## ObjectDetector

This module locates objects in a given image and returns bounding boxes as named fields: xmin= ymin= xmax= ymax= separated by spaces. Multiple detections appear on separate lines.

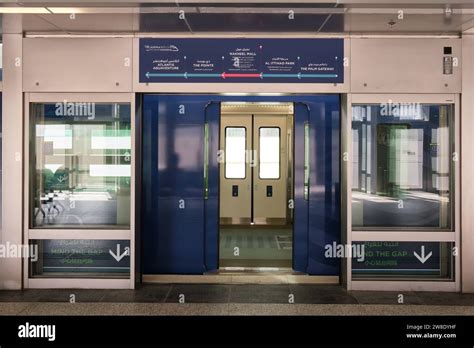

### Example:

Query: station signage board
xmin=139 ymin=38 xmax=344 ymax=84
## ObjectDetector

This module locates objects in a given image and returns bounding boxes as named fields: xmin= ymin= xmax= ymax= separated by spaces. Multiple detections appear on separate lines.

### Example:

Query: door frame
xmin=23 ymin=92 xmax=135 ymax=289
xmin=140 ymin=93 xmax=340 ymax=279
xmin=344 ymin=93 xmax=460 ymax=292
xmin=217 ymin=101 xmax=296 ymax=270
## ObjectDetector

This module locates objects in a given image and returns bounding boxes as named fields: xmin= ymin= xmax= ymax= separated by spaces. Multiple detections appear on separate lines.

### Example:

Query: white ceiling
xmin=0 ymin=1 xmax=473 ymax=35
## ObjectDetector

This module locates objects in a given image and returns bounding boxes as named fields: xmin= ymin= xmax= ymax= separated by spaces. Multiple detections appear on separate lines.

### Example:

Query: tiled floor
xmin=1 ymin=302 xmax=474 ymax=316
xmin=219 ymin=227 xmax=292 ymax=268
xmin=1 ymin=283 xmax=474 ymax=306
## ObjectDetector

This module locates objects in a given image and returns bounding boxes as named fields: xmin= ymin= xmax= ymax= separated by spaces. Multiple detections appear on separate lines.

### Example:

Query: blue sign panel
xmin=139 ymin=38 xmax=344 ymax=83
xmin=352 ymin=241 xmax=443 ymax=276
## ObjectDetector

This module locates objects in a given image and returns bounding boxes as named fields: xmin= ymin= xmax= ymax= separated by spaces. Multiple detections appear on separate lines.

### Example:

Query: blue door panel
xmin=293 ymin=102 xmax=310 ymax=273
xmin=204 ymin=102 xmax=220 ymax=271
xmin=308 ymin=199 xmax=339 ymax=275
xmin=142 ymin=99 xmax=160 ymax=273
xmin=157 ymin=122 xmax=204 ymax=198
xmin=143 ymin=95 xmax=208 ymax=274
xmin=155 ymin=95 xmax=206 ymax=198
xmin=156 ymin=96 xmax=207 ymax=125
xmin=307 ymin=96 xmax=341 ymax=275
xmin=145 ymin=197 xmax=204 ymax=274
xmin=204 ymin=198 xmax=219 ymax=271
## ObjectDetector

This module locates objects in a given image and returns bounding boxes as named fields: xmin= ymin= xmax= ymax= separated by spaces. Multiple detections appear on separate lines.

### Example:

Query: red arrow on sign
xmin=221 ymin=72 xmax=262 ymax=79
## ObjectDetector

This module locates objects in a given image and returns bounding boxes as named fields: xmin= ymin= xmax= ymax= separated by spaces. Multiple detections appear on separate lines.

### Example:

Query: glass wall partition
xmin=348 ymin=96 xmax=459 ymax=286
xmin=351 ymin=103 xmax=453 ymax=230
xmin=26 ymin=94 xmax=134 ymax=286
xmin=29 ymin=102 xmax=131 ymax=228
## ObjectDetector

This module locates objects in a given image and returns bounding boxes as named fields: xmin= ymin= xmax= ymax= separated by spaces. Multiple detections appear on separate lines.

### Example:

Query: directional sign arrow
xmin=187 ymin=73 xmax=221 ymax=78
xmin=221 ymin=72 xmax=261 ymax=79
xmin=413 ymin=245 xmax=433 ymax=264
xmin=145 ymin=72 xmax=338 ymax=80
xmin=109 ymin=244 xmax=128 ymax=262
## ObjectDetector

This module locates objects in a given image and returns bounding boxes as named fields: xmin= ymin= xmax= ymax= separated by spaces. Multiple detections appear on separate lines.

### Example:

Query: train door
xmin=219 ymin=102 xmax=293 ymax=269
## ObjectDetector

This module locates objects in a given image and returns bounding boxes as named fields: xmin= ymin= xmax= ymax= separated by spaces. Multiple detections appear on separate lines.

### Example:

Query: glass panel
xmin=259 ymin=127 xmax=280 ymax=179
xmin=30 ymin=239 xmax=130 ymax=278
xmin=351 ymin=104 xmax=452 ymax=229
xmin=30 ymin=102 xmax=131 ymax=228
xmin=225 ymin=127 xmax=246 ymax=179
xmin=352 ymin=241 xmax=454 ymax=280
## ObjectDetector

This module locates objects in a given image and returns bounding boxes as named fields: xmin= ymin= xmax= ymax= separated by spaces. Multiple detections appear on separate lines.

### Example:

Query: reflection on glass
xmin=259 ymin=127 xmax=280 ymax=179
xmin=30 ymin=103 xmax=131 ymax=228
xmin=352 ymin=241 xmax=454 ymax=280
xmin=225 ymin=127 xmax=246 ymax=179
xmin=352 ymin=104 xmax=452 ymax=229
xmin=30 ymin=239 xmax=130 ymax=278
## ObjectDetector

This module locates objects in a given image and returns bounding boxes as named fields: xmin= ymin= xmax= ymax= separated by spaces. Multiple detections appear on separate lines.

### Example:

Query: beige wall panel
xmin=30 ymin=14 xmax=136 ymax=33
xmin=1 ymin=16 xmax=23 ymax=289
xmin=461 ymin=31 xmax=474 ymax=293
xmin=20 ymin=14 xmax=66 ymax=33
xmin=23 ymin=38 xmax=133 ymax=92
xmin=351 ymin=38 xmax=462 ymax=93
xmin=345 ymin=14 xmax=470 ymax=33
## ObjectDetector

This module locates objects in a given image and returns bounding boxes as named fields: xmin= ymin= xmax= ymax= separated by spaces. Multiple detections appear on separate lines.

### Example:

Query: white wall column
xmin=461 ymin=27 xmax=474 ymax=293
xmin=0 ymin=15 xmax=23 ymax=289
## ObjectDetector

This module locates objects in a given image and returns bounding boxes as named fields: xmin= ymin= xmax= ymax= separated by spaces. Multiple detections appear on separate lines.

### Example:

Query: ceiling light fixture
xmin=0 ymin=7 xmax=49 ymax=14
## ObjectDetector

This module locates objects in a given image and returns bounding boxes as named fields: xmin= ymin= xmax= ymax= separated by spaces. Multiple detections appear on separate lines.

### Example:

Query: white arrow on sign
xmin=414 ymin=245 xmax=432 ymax=264
xmin=109 ymin=244 xmax=128 ymax=262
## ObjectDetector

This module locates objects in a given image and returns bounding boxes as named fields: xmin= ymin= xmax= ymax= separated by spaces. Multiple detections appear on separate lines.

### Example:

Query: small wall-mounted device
xmin=266 ymin=185 xmax=273 ymax=197
xmin=443 ymin=46 xmax=453 ymax=75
